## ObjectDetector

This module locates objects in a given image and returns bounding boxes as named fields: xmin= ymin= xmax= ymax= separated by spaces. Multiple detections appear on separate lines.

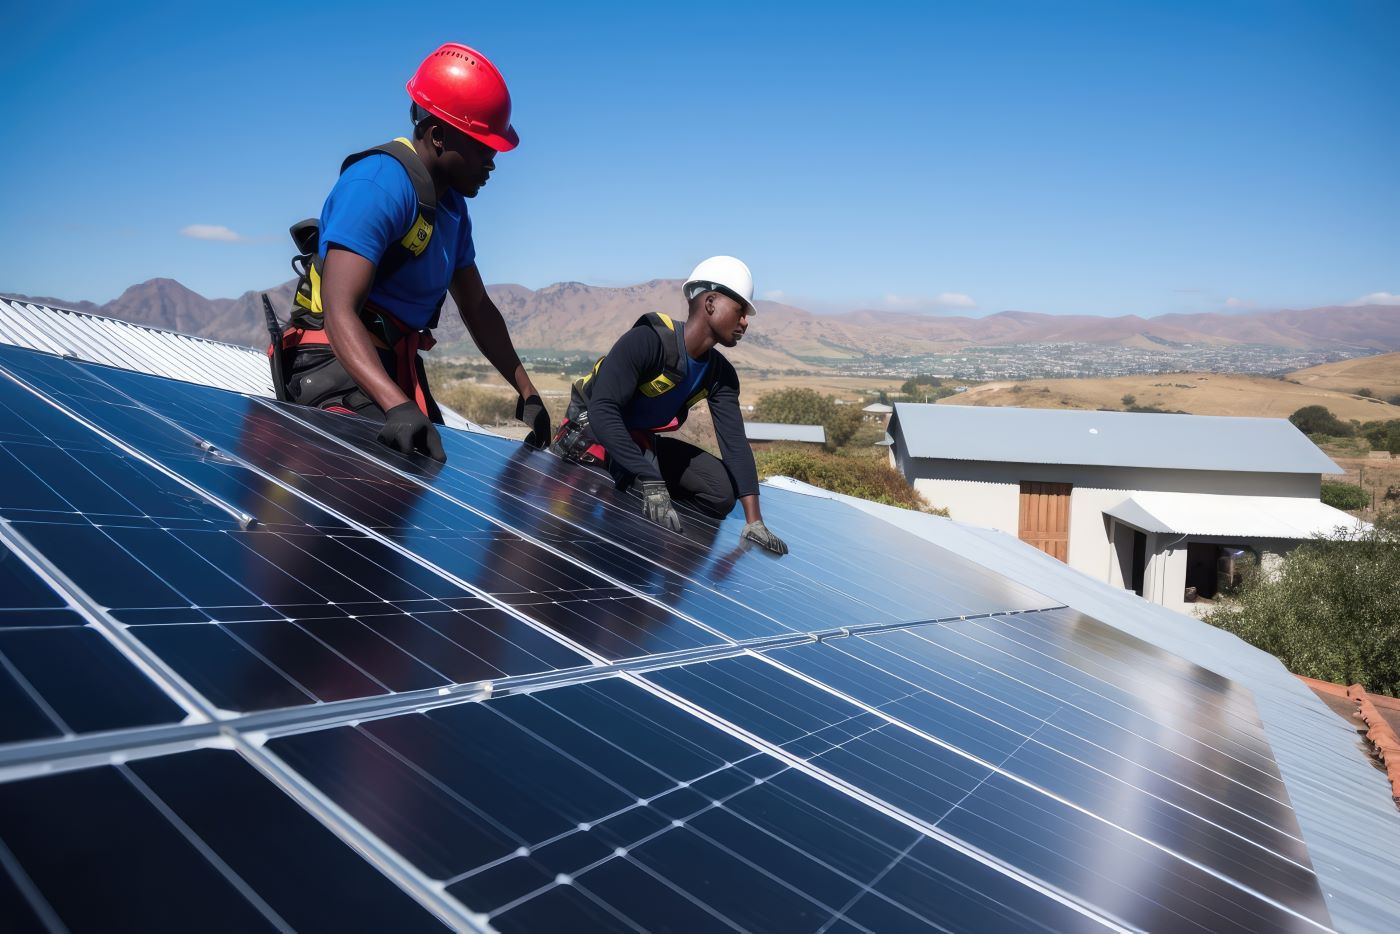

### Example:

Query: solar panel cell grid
xmin=0 ymin=344 xmax=1343 ymax=932
xmin=0 ymin=750 xmax=448 ymax=932
xmin=268 ymin=676 xmax=1105 ymax=933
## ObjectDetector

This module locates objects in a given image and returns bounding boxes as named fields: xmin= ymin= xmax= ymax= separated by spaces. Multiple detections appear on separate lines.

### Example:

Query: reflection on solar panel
xmin=0 ymin=343 xmax=1338 ymax=932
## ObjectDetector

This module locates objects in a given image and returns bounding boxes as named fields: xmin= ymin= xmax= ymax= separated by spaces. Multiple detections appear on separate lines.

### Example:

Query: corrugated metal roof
xmin=0 ymin=297 xmax=274 ymax=396
xmin=891 ymin=402 xmax=1343 ymax=474
xmin=743 ymin=421 xmax=826 ymax=443
xmin=0 ymin=296 xmax=478 ymax=430
xmin=1106 ymin=491 xmax=1371 ymax=538
xmin=764 ymin=475 xmax=1400 ymax=934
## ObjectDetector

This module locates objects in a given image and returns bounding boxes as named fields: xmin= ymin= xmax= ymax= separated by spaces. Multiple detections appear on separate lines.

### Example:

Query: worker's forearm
xmin=463 ymin=298 xmax=537 ymax=398
xmin=324 ymin=303 xmax=406 ymax=412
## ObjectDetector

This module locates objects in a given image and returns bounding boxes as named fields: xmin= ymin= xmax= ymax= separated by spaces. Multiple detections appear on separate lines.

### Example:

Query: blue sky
xmin=1 ymin=0 xmax=1395 ymax=316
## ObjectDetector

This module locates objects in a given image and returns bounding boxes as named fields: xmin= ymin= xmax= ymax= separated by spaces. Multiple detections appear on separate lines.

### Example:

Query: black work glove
xmin=377 ymin=402 xmax=446 ymax=462
xmin=516 ymin=394 xmax=551 ymax=449
xmin=742 ymin=520 xmax=788 ymax=555
xmin=639 ymin=480 xmax=683 ymax=533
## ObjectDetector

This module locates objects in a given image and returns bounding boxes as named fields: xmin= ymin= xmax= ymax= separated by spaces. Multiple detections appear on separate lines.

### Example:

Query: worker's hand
xmin=516 ymin=394 xmax=551 ymax=449
xmin=639 ymin=480 xmax=683 ymax=533
xmin=741 ymin=520 xmax=788 ymax=555
xmin=377 ymin=402 xmax=447 ymax=462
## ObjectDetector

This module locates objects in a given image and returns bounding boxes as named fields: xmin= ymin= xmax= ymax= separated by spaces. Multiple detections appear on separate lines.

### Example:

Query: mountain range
xmin=8 ymin=278 xmax=1400 ymax=371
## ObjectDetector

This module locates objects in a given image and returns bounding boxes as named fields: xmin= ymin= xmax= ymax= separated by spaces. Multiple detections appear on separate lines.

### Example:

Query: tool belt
xmin=550 ymin=403 xmax=680 ymax=466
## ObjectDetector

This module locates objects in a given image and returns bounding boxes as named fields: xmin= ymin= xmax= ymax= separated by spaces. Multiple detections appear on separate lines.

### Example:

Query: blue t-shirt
xmin=620 ymin=350 xmax=710 ymax=430
xmin=317 ymin=152 xmax=476 ymax=330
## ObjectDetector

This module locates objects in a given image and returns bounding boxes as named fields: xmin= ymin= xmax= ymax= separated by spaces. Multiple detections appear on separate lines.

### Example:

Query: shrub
xmin=1388 ymin=394 xmax=1400 ymax=407
xmin=1121 ymin=394 xmax=1136 ymax=406
xmin=1321 ymin=480 xmax=1369 ymax=511
xmin=1208 ymin=526 xmax=1400 ymax=696
xmin=754 ymin=444 xmax=947 ymax=514
xmin=1289 ymin=405 xmax=1354 ymax=437
xmin=1357 ymin=388 xmax=1374 ymax=398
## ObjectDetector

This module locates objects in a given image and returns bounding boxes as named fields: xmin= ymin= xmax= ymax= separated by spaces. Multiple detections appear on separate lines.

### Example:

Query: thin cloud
xmin=760 ymin=289 xmax=789 ymax=301
xmin=1347 ymin=291 xmax=1400 ymax=306
xmin=1224 ymin=297 xmax=1254 ymax=308
xmin=180 ymin=224 xmax=247 ymax=242
xmin=882 ymin=292 xmax=977 ymax=312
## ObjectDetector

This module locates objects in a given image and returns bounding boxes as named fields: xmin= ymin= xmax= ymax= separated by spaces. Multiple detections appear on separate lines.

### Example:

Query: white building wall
xmin=898 ymin=456 xmax=1322 ymax=610
xmin=911 ymin=479 xmax=1019 ymax=530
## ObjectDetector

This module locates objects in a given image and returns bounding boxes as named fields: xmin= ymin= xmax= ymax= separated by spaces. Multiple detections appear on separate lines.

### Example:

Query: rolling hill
xmin=7 ymin=278 xmax=1400 ymax=371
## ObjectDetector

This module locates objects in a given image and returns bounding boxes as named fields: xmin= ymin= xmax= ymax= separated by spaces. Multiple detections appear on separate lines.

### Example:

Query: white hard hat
xmin=683 ymin=255 xmax=756 ymax=315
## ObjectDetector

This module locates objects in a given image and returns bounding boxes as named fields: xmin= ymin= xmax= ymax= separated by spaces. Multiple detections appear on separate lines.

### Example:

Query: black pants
xmin=619 ymin=436 xmax=739 ymax=519
xmin=286 ymin=345 xmax=442 ymax=424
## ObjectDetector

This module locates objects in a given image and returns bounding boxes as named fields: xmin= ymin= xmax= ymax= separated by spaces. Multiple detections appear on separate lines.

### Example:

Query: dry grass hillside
xmin=1288 ymin=352 xmax=1400 ymax=399
xmin=941 ymin=368 xmax=1400 ymax=421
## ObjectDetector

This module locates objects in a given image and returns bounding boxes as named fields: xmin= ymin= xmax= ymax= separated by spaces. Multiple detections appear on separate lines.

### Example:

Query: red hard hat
xmin=406 ymin=43 xmax=519 ymax=152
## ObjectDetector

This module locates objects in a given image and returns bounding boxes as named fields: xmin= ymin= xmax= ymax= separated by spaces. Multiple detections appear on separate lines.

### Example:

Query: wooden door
xmin=1018 ymin=481 xmax=1072 ymax=561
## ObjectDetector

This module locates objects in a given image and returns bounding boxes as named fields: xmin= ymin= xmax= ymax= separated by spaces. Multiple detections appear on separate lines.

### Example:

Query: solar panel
xmin=0 ymin=344 xmax=1338 ymax=931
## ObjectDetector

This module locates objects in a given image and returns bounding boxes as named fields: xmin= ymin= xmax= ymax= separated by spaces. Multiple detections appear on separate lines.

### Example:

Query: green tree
xmin=899 ymin=376 xmax=942 ymax=395
xmin=1208 ymin=526 xmax=1400 ymax=696
xmin=1359 ymin=419 xmax=1400 ymax=455
xmin=753 ymin=388 xmax=835 ymax=426
xmin=753 ymin=388 xmax=868 ymax=451
xmin=1289 ymin=405 xmax=1355 ymax=437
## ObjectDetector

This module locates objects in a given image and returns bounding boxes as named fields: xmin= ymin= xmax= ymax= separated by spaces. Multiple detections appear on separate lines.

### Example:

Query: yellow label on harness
xmin=400 ymin=215 xmax=433 ymax=257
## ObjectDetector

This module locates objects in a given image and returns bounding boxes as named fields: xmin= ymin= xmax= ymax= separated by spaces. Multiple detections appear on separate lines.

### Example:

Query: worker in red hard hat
xmin=270 ymin=43 xmax=549 ymax=462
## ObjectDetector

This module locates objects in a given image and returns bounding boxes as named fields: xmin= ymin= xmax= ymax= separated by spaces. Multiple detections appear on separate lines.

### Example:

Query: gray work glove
xmin=742 ymin=520 xmax=788 ymax=555
xmin=639 ymin=480 xmax=683 ymax=533
xmin=378 ymin=402 xmax=446 ymax=462
xmin=516 ymin=393 xmax=551 ymax=449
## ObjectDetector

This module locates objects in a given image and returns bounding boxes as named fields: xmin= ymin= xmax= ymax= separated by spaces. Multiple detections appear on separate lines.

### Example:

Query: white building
xmin=886 ymin=403 xmax=1365 ymax=615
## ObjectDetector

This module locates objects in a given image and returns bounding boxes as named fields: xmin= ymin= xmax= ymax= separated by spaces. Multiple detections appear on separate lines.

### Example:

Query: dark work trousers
xmin=610 ymin=435 xmax=740 ymax=519
xmin=286 ymin=345 xmax=443 ymax=424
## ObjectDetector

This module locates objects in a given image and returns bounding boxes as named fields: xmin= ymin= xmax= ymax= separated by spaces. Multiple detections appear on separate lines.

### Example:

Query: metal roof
xmin=891 ymin=402 xmax=1344 ymax=474
xmin=743 ymin=421 xmax=826 ymax=443
xmin=861 ymin=402 xmax=893 ymax=413
xmin=0 ymin=296 xmax=477 ymax=430
xmin=764 ymin=475 xmax=1400 ymax=934
xmin=1106 ymin=491 xmax=1371 ymax=538
xmin=0 ymin=296 xmax=275 ymax=397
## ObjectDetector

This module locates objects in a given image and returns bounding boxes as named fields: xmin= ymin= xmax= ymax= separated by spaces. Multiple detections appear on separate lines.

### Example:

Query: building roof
xmin=743 ymin=421 xmax=826 ymax=443
xmin=862 ymin=402 xmax=893 ymax=413
xmin=765 ymin=475 xmax=1400 ymax=933
xmin=1105 ymin=491 xmax=1371 ymax=538
xmin=891 ymin=402 xmax=1343 ymax=474
xmin=0 ymin=296 xmax=274 ymax=396
xmin=0 ymin=296 xmax=476 ymax=430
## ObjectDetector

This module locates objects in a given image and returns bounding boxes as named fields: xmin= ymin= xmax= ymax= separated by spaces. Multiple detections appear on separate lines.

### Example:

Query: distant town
xmin=794 ymin=342 xmax=1366 ymax=381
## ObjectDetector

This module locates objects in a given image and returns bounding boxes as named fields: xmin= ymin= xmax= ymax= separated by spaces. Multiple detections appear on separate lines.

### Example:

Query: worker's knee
xmin=688 ymin=483 xmax=736 ymax=518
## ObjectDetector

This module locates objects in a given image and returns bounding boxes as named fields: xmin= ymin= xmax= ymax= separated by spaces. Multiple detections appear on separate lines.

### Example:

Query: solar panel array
xmin=0 ymin=343 xmax=1335 ymax=932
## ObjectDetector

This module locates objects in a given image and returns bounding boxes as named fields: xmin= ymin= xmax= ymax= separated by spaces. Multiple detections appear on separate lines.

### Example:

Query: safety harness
xmin=552 ymin=312 xmax=713 ymax=463
xmin=264 ymin=138 xmax=443 ymax=418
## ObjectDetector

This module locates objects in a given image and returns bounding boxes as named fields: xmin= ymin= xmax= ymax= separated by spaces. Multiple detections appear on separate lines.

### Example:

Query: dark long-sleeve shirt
xmin=585 ymin=325 xmax=760 ymax=498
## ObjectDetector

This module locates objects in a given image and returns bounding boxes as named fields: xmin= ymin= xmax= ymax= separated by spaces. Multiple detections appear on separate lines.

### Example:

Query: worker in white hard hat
xmin=550 ymin=256 xmax=788 ymax=554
